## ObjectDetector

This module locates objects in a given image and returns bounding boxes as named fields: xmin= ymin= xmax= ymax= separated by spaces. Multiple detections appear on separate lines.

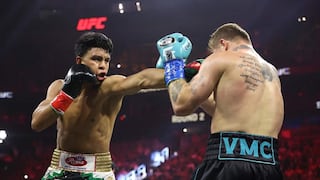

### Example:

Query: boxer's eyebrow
xmin=91 ymin=55 xmax=103 ymax=60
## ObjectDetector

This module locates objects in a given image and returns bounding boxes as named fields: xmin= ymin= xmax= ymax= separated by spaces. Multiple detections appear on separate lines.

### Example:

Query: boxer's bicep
xmin=189 ymin=58 xmax=223 ymax=105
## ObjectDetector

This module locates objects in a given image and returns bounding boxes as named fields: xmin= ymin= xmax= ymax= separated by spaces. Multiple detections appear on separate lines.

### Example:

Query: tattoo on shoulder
xmin=261 ymin=63 xmax=273 ymax=81
xmin=238 ymin=55 xmax=274 ymax=91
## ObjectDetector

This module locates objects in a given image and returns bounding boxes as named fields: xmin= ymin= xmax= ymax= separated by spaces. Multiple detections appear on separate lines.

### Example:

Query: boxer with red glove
xmin=50 ymin=64 xmax=97 ymax=115
xmin=184 ymin=59 xmax=204 ymax=82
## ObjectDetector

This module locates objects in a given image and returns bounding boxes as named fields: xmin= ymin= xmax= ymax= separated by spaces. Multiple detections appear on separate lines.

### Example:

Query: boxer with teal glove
xmin=156 ymin=33 xmax=192 ymax=85
xmin=156 ymin=33 xmax=192 ymax=69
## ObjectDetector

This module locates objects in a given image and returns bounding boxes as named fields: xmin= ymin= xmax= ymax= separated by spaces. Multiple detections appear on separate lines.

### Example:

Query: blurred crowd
xmin=1 ymin=113 xmax=319 ymax=179
xmin=1 ymin=21 xmax=320 ymax=180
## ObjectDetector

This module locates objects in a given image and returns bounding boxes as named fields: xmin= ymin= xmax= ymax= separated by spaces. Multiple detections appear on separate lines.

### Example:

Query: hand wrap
xmin=164 ymin=59 xmax=185 ymax=86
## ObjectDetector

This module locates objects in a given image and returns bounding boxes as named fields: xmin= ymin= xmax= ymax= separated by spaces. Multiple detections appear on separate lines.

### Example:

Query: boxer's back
xmin=211 ymin=50 xmax=284 ymax=138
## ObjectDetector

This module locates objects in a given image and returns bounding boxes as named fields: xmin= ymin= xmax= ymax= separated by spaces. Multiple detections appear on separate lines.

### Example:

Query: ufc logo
xmin=278 ymin=67 xmax=290 ymax=76
xmin=76 ymin=17 xmax=107 ymax=31
xmin=0 ymin=91 xmax=13 ymax=99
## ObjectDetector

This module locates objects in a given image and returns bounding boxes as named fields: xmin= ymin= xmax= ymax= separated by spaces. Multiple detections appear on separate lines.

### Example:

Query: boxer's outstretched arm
xmin=109 ymin=68 xmax=166 ymax=95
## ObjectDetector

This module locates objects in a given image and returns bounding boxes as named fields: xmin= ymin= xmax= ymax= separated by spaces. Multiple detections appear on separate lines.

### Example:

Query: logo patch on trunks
xmin=65 ymin=156 xmax=87 ymax=166
xmin=59 ymin=152 xmax=96 ymax=171
xmin=218 ymin=132 xmax=276 ymax=165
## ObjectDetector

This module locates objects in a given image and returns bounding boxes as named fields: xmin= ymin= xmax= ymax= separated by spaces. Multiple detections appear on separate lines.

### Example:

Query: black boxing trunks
xmin=192 ymin=132 xmax=283 ymax=180
xmin=42 ymin=149 xmax=115 ymax=180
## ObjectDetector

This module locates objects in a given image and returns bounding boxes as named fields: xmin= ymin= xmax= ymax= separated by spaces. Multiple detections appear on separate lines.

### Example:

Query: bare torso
xmin=55 ymin=77 xmax=123 ymax=153
xmin=210 ymin=49 xmax=284 ymax=138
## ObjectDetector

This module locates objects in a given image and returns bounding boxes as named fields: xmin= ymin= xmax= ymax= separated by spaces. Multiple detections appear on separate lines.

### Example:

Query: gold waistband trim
xmin=50 ymin=149 xmax=112 ymax=172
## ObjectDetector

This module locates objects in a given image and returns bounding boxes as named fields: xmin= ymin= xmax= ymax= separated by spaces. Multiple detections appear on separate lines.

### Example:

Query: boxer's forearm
xmin=140 ymin=68 xmax=166 ymax=89
xmin=168 ymin=79 xmax=199 ymax=116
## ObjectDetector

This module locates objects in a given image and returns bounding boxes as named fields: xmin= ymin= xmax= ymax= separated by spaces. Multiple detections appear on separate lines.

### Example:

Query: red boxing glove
xmin=184 ymin=59 xmax=204 ymax=82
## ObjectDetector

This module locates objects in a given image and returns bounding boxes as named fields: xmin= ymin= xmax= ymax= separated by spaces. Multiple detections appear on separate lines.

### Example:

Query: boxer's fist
xmin=62 ymin=64 xmax=97 ymax=98
xmin=157 ymin=33 xmax=192 ymax=85
xmin=156 ymin=33 xmax=192 ymax=66
xmin=184 ymin=59 xmax=204 ymax=82
xmin=50 ymin=64 xmax=97 ymax=115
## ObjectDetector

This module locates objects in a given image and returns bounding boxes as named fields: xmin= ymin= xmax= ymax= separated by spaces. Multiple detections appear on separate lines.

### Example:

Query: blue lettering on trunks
xmin=219 ymin=132 xmax=275 ymax=165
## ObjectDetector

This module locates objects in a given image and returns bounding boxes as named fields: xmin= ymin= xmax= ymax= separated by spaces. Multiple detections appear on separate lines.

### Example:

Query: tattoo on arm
xmin=169 ymin=80 xmax=184 ymax=102
xmin=190 ymin=75 xmax=204 ymax=95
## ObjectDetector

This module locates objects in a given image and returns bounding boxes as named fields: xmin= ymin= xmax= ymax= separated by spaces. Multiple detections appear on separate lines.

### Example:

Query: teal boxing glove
xmin=156 ymin=56 xmax=166 ymax=69
xmin=156 ymin=32 xmax=192 ymax=68
xmin=156 ymin=33 xmax=192 ymax=85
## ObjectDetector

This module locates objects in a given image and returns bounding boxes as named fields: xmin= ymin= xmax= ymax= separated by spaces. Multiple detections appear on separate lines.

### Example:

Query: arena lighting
xmin=182 ymin=128 xmax=188 ymax=133
xmin=298 ymin=16 xmax=307 ymax=22
xmin=136 ymin=1 xmax=142 ymax=11
xmin=316 ymin=101 xmax=320 ymax=109
xmin=118 ymin=3 xmax=124 ymax=14
xmin=0 ymin=130 xmax=7 ymax=144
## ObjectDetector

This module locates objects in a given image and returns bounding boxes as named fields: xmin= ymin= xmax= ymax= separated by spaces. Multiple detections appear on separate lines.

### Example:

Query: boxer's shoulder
xmin=50 ymin=79 xmax=64 ymax=86
xmin=46 ymin=79 xmax=64 ymax=95
xmin=99 ymin=75 xmax=127 ymax=93
xmin=102 ymin=75 xmax=126 ymax=84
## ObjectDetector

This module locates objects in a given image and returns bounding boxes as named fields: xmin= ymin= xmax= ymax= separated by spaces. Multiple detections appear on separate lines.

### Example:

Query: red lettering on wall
xmin=76 ymin=17 xmax=107 ymax=31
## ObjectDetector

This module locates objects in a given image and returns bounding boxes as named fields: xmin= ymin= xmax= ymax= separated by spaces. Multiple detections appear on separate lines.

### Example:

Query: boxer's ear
xmin=220 ymin=39 xmax=229 ymax=51
xmin=76 ymin=56 xmax=82 ymax=64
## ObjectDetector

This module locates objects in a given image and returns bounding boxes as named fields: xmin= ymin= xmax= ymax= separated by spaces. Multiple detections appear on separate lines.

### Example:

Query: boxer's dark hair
xmin=74 ymin=32 xmax=113 ymax=57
